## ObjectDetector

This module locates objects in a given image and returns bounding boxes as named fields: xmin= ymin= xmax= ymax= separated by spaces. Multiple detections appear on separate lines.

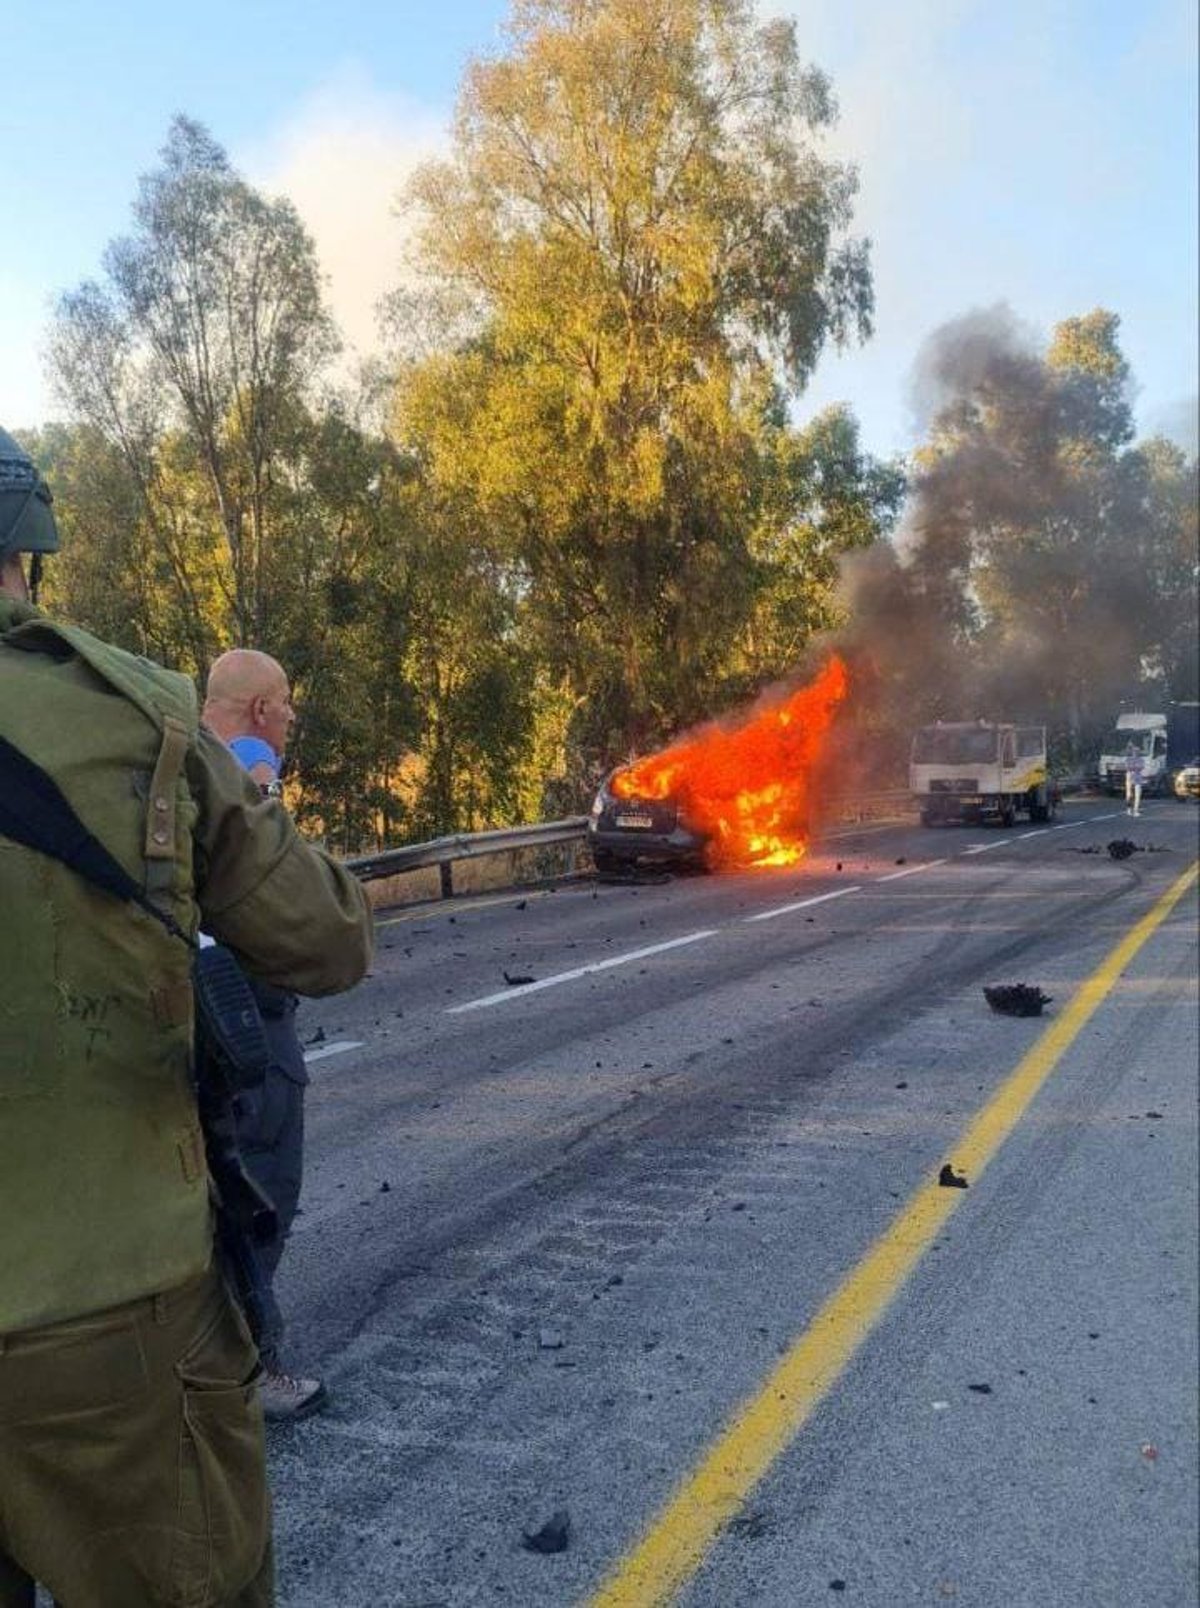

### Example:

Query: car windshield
xmin=912 ymin=727 xmax=998 ymax=764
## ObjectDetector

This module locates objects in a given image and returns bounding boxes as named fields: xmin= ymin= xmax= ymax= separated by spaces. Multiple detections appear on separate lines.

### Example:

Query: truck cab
xmin=911 ymin=721 xmax=1055 ymax=827
xmin=1097 ymin=713 xmax=1168 ymax=796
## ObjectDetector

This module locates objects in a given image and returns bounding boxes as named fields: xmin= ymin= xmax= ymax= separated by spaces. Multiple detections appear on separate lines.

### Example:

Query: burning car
xmin=587 ymin=655 xmax=850 ymax=874
xmin=587 ymin=769 xmax=710 ymax=872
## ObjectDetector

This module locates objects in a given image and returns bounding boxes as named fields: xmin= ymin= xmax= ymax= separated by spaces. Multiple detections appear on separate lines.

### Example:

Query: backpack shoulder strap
xmin=5 ymin=617 xmax=201 ymax=911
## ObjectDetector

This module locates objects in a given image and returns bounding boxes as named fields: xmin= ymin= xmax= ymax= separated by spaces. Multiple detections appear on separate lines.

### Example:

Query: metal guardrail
xmin=345 ymin=817 xmax=589 ymax=896
xmin=343 ymin=792 xmax=920 ymax=899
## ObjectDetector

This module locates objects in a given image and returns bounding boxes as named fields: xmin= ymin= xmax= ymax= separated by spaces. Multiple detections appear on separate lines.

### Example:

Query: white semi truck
xmin=1097 ymin=711 xmax=1169 ymax=796
xmin=911 ymin=721 xmax=1056 ymax=827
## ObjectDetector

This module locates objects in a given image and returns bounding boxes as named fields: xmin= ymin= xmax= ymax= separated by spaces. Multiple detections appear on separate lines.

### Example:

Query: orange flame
xmin=611 ymin=656 xmax=849 ymax=869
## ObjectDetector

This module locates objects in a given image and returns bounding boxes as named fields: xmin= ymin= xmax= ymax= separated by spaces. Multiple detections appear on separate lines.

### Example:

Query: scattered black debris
xmin=504 ymin=970 xmax=536 ymax=986
xmin=304 ymin=1026 xmax=326 ymax=1046
xmin=967 ymin=1382 xmax=993 ymax=1395
xmin=895 ymin=856 xmax=907 ymax=866
xmin=830 ymin=1582 xmax=847 ymax=1593
xmin=984 ymin=983 xmax=1052 ymax=1017
xmin=379 ymin=1181 xmax=391 ymax=1194
xmin=938 ymin=1163 xmax=969 ymax=1189
xmin=515 ymin=900 xmax=527 ymax=910
xmin=1145 ymin=1110 xmax=1164 ymax=1119
xmin=1106 ymin=838 xmax=1137 ymax=860
xmin=521 ymin=1511 xmax=570 ymax=1555
xmin=836 ymin=861 xmax=843 ymax=871
xmin=731 ymin=1201 xmax=747 ymax=1212
xmin=728 ymin=1508 xmax=771 ymax=1540
xmin=605 ymin=1274 xmax=623 ymax=1288
xmin=895 ymin=1081 xmax=909 ymax=1090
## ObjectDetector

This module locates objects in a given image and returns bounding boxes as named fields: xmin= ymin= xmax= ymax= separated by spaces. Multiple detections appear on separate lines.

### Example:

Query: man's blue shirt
xmin=228 ymin=735 xmax=280 ymax=777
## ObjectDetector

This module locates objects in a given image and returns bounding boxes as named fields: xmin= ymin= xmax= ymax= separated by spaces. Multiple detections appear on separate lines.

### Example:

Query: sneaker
xmin=259 ymin=1369 xmax=328 ymax=1422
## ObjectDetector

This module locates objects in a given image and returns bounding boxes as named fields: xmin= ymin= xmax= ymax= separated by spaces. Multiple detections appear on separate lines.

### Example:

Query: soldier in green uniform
xmin=0 ymin=428 xmax=374 ymax=1607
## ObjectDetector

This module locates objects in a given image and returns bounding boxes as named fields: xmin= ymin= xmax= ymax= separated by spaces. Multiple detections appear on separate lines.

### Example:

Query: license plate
xmin=615 ymin=813 xmax=654 ymax=829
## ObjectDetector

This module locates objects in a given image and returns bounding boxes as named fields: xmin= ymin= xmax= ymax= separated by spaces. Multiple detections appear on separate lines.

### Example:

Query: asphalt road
xmin=269 ymin=797 xmax=1199 ymax=1607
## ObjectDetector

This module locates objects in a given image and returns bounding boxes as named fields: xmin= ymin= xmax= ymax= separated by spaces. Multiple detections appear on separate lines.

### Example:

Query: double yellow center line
xmin=590 ymin=860 xmax=1198 ymax=1607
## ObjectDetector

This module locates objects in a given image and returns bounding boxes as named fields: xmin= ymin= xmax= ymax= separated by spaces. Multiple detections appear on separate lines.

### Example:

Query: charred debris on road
xmin=984 ymin=983 xmax=1053 ymax=1017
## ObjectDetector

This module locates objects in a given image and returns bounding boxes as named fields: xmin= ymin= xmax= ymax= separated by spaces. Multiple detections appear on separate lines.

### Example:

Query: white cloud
xmin=242 ymin=64 xmax=449 ymax=362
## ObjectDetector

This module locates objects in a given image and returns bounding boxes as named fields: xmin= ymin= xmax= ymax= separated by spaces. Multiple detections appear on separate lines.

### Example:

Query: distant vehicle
xmin=1097 ymin=711 xmax=1169 ymax=796
xmin=1174 ymin=758 xmax=1200 ymax=801
xmin=587 ymin=769 xmax=708 ymax=871
xmin=1167 ymin=702 xmax=1200 ymax=794
xmin=910 ymin=721 xmax=1057 ymax=827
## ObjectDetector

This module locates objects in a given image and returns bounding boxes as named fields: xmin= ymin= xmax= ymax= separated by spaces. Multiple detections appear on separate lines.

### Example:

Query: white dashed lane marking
xmin=447 ymin=930 xmax=719 ymax=1014
xmin=875 ymin=859 xmax=948 ymax=883
xmin=743 ymin=886 xmax=862 ymax=924
xmin=439 ymin=809 xmax=1112 ymax=1014
xmin=303 ymin=1040 xmax=364 ymax=1064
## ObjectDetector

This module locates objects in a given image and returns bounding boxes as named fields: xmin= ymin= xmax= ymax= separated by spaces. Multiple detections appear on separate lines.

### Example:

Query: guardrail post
xmin=439 ymin=861 xmax=454 ymax=899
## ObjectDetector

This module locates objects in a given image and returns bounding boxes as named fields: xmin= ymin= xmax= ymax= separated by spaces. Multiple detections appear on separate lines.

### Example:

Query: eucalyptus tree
xmin=50 ymin=115 xmax=337 ymax=651
xmin=396 ymin=0 xmax=879 ymax=760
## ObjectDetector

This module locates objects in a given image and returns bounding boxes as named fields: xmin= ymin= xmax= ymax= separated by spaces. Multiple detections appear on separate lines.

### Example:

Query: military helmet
xmin=0 ymin=427 xmax=60 ymax=561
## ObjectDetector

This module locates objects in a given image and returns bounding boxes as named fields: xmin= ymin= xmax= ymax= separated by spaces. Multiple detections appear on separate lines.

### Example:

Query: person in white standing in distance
xmin=1124 ymin=741 xmax=1145 ymax=817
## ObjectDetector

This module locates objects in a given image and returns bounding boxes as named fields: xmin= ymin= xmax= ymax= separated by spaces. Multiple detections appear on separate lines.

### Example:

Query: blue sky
xmin=5 ymin=0 xmax=1197 ymax=459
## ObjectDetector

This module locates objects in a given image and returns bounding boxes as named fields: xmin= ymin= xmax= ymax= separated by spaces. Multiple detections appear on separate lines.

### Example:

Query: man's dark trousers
xmin=237 ymin=982 xmax=308 ymax=1369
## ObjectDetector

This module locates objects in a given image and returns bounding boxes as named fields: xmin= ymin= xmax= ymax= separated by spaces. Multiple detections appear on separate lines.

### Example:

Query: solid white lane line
xmin=875 ymin=859 xmax=947 ymax=883
xmin=304 ymin=1040 xmax=364 ymax=1064
xmin=743 ymin=886 xmax=862 ymax=924
xmin=963 ymin=840 xmax=1012 ymax=854
xmin=447 ymin=929 xmax=719 ymax=1014
xmin=1018 ymin=829 xmax=1050 ymax=839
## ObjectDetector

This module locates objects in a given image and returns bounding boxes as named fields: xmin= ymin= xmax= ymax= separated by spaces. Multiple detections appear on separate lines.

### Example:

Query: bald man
xmin=204 ymin=649 xmax=296 ymax=789
xmin=203 ymin=650 xmax=324 ymax=1421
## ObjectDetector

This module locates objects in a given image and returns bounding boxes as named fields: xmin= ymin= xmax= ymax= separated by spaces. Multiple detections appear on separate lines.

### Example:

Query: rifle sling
xmin=0 ymin=732 xmax=192 ymax=947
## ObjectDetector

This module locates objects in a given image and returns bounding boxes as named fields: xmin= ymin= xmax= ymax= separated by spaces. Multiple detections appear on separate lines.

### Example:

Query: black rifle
xmin=0 ymin=732 xmax=282 ymax=1347
xmin=192 ymin=945 xmax=284 ymax=1348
